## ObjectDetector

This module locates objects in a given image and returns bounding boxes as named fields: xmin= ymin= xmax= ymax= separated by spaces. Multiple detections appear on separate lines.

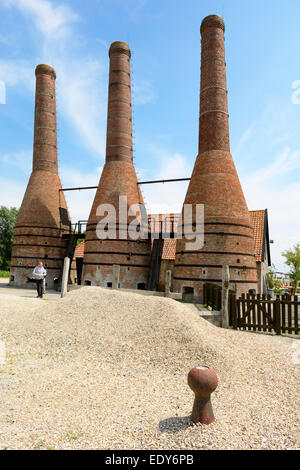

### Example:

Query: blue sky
xmin=0 ymin=0 xmax=299 ymax=271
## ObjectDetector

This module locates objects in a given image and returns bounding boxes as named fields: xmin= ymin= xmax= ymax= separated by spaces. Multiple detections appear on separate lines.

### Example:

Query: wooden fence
xmin=203 ymin=284 xmax=299 ymax=336
xmin=233 ymin=293 xmax=299 ymax=335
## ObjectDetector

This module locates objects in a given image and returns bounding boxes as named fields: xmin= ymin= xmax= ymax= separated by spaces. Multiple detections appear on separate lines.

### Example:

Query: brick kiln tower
xmin=82 ymin=42 xmax=151 ymax=288
xmin=173 ymin=16 xmax=257 ymax=299
xmin=10 ymin=64 xmax=71 ymax=289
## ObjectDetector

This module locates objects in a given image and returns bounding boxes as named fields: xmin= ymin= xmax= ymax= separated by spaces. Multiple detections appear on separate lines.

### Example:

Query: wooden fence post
xmin=294 ymin=295 xmax=299 ymax=335
xmin=274 ymin=297 xmax=281 ymax=335
xmin=61 ymin=256 xmax=70 ymax=298
xmin=221 ymin=265 xmax=230 ymax=328
xmin=231 ymin=293 xmax=237 ymax=329
xmin=165 ymin=270 xmax=172 ymax=297
xmin=112 ymin=265 xmax=120 ymax=290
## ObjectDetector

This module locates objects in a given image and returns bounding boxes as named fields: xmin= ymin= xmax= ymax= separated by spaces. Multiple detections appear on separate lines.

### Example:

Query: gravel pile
xmin=0 ymin=287 xmax=299 ymax=450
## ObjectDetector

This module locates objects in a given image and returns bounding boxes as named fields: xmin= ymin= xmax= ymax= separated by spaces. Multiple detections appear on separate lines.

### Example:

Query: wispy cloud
xmin=139 ymin=145 xmax=191 ymax=214
xmin=233 ymin=122 xmax=255 ymax=158
xmin=242 ymin=146 xmax=300 ymax=271
xmin=1 ymin=0 xmax=156 ymax=160
xmin=56 ymin=58 xmax=107 ymax=157
xmin=0 ymin=61 xmax=34 ymax=89
xmin=1 ymin=0 xmax=107 ymax=159
xmin=244 ymin=147 xmax=300 ymax=186
xmin=134 ymin=80 xmax=155 ymax=105
xmin=3 ymin=0 xmax=78 ymax=39
xmin=117 ymin=0 xmax=148 ymax=22
xmin=0 ymin=176 xmax=26 ymax=208
xmin=232 ymin=94 xmax=300 ymax=272
xmin=59 ymin=165 xmax=102 ymax=222
xmin=1 ymin=150 xmax=32 ymax=174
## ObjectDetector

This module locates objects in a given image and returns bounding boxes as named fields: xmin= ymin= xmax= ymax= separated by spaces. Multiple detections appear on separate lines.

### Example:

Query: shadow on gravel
xmin=158 ymin=416 xmax=192 ymax=434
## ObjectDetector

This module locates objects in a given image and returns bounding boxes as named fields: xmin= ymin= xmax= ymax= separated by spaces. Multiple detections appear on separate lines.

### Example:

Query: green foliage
xmin=267 ymin=264 xmax=283 ymax=290
xmin=282 ymin=243 xmax=300 ymax=294
xmin=274 ymin=288 xmax=283 ymax=294
xmin=76 ymin=237 xmax=84 ymax=246
xmin=0 ymin=206 xmax=19 ymax=270
xmin=0 ymin=270 xmax=10 ymax=278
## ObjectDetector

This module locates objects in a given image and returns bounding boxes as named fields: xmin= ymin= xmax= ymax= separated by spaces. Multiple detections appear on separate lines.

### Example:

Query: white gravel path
xmin=0 ymin=287 xmax=299 ymax=450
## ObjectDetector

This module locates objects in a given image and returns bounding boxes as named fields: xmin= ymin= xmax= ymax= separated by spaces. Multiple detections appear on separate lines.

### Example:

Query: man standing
xmin=33 ymin=261 xmax=47 ymax=298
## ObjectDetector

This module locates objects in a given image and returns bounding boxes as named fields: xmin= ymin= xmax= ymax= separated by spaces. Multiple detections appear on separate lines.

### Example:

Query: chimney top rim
xmin=35 ymin=64 xmax=56 ymax=79
xmin=201 ymin=15 xmax=225 ymax=34
xmin=109 ymin=41 xmax=131 ymax=58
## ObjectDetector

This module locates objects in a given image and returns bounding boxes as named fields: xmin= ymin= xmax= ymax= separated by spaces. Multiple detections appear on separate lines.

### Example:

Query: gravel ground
xmin=0 ymin=287 xmax=299 ymax=450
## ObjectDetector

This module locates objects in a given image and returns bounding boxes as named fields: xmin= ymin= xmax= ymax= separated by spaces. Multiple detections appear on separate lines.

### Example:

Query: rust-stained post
xmin=112 ymin=264 xmax=120 ymax=289
xmin=165 ymin=270 xmax=172 ymax=297
xmin=188 ymin=366 xmax=218 ymax=425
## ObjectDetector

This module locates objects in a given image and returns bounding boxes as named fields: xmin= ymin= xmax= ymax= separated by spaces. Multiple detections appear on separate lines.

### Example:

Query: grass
xmin=0 ymin=270 xmax=9 ymax=278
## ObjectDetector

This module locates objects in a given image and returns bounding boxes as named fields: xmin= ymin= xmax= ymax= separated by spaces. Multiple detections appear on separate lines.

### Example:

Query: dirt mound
xmin=0 ymin=287 xmax=298 ymax=449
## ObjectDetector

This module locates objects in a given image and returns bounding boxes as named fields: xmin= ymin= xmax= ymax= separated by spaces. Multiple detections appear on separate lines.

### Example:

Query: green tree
xmin=0 ymin=206 xmax=19 ymax=270
xmin=282 ymin=243 xmax=300 ymax=294
xmin=267 ymin=264 xmax=283 ymax=290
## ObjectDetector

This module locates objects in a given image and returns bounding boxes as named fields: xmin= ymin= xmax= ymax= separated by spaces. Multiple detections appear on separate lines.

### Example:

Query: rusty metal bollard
xmin=188 ymin=366 xmax=218 ymax=425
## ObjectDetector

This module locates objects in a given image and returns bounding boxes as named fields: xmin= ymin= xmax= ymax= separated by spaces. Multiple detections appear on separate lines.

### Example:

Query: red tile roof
xmin=74 ymin=241 xmax=85 ymax=258
xmin=249 ymin=210 xmax=266 ymax=263
xmin=162 ymin=239 xmax=177 ymax=260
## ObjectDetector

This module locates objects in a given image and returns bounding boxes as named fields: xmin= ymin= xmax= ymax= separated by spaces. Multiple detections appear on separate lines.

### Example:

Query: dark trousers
xmin=36 ymin=279 xmax=44 ymax=297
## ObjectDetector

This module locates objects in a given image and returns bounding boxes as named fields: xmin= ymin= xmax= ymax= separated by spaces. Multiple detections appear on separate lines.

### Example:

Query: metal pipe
xmin=59 ymin=178 xmax=191 ymax=192
xmin=138 ymin=178 xmax=191 ymax=185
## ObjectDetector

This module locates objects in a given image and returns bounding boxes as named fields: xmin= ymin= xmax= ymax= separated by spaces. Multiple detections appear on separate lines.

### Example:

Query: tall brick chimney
xmin=82 ymin=42 xmax=151 ymax=288
xmin=173 ymin=16 xmax=257 ymax=299
xmin=10 ymin=64 xmax=71 ymax=289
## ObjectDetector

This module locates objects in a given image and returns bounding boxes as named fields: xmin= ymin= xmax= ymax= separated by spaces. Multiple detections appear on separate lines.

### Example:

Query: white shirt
xmin=33 ymin=266 xmax=47 ymax=278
